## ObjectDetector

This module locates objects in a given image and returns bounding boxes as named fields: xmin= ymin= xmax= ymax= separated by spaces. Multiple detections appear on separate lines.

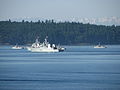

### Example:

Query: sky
xmin=0 ymin=0 xmax=120 ymax=21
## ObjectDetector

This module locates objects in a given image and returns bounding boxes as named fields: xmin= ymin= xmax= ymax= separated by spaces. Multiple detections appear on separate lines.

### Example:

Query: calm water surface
xmin=0 ymin=45 xmax=120 ymax=90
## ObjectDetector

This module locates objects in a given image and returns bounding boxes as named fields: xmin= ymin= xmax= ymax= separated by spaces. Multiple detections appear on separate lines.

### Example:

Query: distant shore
xmin=0 ymin=43 xmax=120 ymax=46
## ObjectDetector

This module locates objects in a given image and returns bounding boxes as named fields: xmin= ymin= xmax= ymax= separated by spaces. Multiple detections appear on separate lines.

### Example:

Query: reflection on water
xmin=0 ymin=45 xmax=120 ymax=90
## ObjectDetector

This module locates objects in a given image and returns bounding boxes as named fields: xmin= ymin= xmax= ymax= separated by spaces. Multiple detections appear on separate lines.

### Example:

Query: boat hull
xmin=94 ymin=46 xmax=107 ymax=48
xmin=30 ymin=47 xmax=59 ymax=52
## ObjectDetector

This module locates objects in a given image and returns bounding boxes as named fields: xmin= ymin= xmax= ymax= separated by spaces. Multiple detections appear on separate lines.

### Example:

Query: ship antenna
xmin=36 ymin=36 xmax=39 ymax=43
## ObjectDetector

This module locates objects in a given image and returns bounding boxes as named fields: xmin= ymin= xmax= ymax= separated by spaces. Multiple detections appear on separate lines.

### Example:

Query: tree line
xmin=0 ymin=19 xmax=120 ymax=45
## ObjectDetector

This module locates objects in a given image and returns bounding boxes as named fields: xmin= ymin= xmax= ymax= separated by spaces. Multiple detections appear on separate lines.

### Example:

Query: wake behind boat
xmin=27 ymin=37 xmax=65 ymax=52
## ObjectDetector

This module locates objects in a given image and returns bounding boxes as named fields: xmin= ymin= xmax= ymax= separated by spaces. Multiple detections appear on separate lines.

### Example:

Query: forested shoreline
xmin=0 ymin=20 xmax=120 ymax=45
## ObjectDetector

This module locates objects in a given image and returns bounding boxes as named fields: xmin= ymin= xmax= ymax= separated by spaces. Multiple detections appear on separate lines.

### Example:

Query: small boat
xmin=56 ymin=44 xmax=66 ymax=52
xmin=94 ymin=43 xmax=107 ymax=48
xmin=27 ymin=37 xmax=65 ymax=52
xmin=12 ymin=44 xmax=23 ymax=49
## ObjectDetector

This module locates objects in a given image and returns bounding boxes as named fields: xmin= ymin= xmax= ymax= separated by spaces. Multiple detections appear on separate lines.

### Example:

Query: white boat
xmin=94 ymin=43 xmax=107 ymax=48
xmin=27 ymin=37 xmax=65 ymax=52
xmin=12 ymin=44 xmax=23 ymax=49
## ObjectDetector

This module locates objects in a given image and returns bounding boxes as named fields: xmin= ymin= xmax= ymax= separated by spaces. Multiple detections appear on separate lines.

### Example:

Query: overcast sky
xmin=0 ymin=0 xmax=120 ymax=21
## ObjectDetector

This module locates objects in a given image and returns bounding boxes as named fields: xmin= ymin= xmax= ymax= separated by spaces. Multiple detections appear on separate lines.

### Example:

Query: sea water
xmin=0 ymin=45 xmax=120 ymax=90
